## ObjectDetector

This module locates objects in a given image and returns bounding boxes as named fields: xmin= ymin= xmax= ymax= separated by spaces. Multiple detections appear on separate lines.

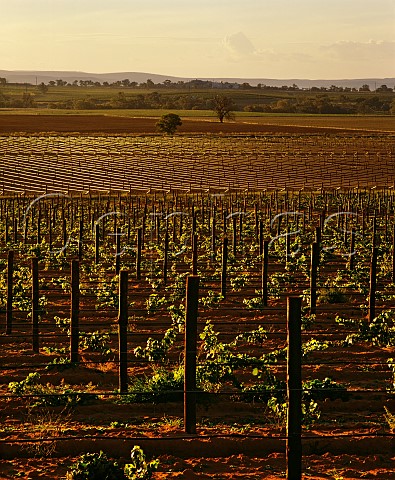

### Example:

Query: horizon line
xmin=1 ymin=69 xmax=394 ymax=81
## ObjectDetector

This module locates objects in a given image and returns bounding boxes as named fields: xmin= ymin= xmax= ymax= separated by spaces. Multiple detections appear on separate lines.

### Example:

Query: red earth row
xmin=0 ymin=114 xmax=363 ymax=135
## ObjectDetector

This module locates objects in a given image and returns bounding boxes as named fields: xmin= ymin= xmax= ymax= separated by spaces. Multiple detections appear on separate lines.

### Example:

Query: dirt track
xmin=0 ymin=114 xmax=366 ymax=134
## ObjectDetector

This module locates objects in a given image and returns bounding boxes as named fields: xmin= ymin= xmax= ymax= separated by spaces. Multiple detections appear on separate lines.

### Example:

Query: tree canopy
xmin=156 ymin=113 xmax=182 ymax=135
xmin=212 ymin=95 xmax=235 ymax=123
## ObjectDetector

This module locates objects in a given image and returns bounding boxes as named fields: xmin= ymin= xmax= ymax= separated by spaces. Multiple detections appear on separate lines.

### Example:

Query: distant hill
xmin=0 ymin=70 xmax=184 ymax=86
xmin=0 ymin=69 xmax=394 ymax=90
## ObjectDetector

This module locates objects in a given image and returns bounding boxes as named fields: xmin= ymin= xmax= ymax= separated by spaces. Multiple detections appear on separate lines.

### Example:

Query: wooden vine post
xmin=192 ymin=212 xmax=197 ymax=240
xmin=343 ymin=215 xmax=349 ymax=248
xmin=136 ymin=227 xmax=142 ymax=280
xmin=37 ymin=209 xmax=41 ymax=245
xmin=118 ymin=270 xmax=129 ymax=393
xmin=95 ymin=223 xmax=100 ymax=264
xmin=32 ymin=257 xmax=39 ymax=353
xmin=127 ymin=218 xmax=131 ymax=245
xmin=5 ymin=217 xmax=9 ymax=244
xmin=13 ymin=218 xmax=18 ymax=244
xmin=315 ymin=226 xmax=321 ymax=245
xmin=261 ymin=240 xmax=269 ymax=307
xmin=211 ymin=209 xmax=216 ymax=261
xmin=286 ymin=225 xmax=291 ymax=260
xmin=368 ymin=247 xmax=378 ymax=323
xmin=49 ymin=218 xmax=52 ymax=251
xmin=259 ymin=220 xmax=264 ymax=256
xmin=372 ymin=215 xmax=377 ymax=249
xmin=5 ymin=250 xmax=14 ymax=335
xmin=70 ymin=259 xmax=80 ymax=363
xmin=115 ymin=227 xmax=121 ymax=275
xmin=254 ymin=203 xmax=259 ymax=241
xmin=113 ymin=214 xmax=118 ymax=242
xmin=310 ymin=242 xmax=319 ymax=315
xmin=142 ymin=211 xmax=146 ymax=250
xmin=286 ymin=296 xmax=302 ymax=480
xmin=24 ymin=216 xmax=28 ymax=246
xmin=349 ymin=227 xmax=356 ymax=271
xmin=78 ymin=218 xmax=83 ymax=259
xmin=221 ymin=237 xmax=228 ymax=298
xmin=163 ymin=228 xmax=169 ymax=284
xmin=223 ymin=210 xmax=227 ymax=236
xmin=184 ymin=275 xmax=200 ymax=434
xmin=232 ymin=216 xmax=237 ymax=256
xmin=192 ymin=234 xmax=198 ymax=276
xmin=62 ymin=218 xmax=67 ymax=256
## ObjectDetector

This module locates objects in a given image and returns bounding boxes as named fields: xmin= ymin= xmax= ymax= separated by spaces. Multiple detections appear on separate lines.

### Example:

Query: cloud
xmin=321 ymin=40 xmax=395 ymax=62
xmin=221 ymin=34 xmax=317 ymax=68
xmin=222 ymin=32 xmax=256 ymax=58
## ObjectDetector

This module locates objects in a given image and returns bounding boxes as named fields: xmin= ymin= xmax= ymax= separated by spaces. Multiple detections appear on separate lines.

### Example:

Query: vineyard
xmin=0 ymin=118 xmax=394 ymax=478
xmin=0 ymin=183 xmax=395 ymax=478
xmin=0 ymin=133 xmax=394 ymax=193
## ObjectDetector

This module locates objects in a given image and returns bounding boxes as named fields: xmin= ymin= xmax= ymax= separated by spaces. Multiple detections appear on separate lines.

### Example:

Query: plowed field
xmin=0 ymin=113 xmax=388 ymax=135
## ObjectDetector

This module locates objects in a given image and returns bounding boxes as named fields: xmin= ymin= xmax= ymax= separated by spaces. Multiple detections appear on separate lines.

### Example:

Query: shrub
xmin=303 ymin=377 xmax=349 ymax=402
xmin=66 ymin=447 xmax=159 ymax=480
xmin=124 ymin=445 xmax=159 ymax=479
xmin=121 ymin=365 xmax=184 ymax=403
xmin=66 ymin=451 xmax=126 ymax=480
xmin=8 ymin=373 xmax=97 ymax=407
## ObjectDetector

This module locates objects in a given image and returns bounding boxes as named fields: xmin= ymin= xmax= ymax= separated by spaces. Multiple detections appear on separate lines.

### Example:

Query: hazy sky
xmin=1 ymin=0 xmax=394 ymax=78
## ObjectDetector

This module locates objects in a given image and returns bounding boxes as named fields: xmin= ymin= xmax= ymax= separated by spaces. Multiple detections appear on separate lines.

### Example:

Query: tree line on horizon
xmin=1 ymin=76 xmax=393 ymax=93
xmin=0 ymin=77 xmax=394 ymax=115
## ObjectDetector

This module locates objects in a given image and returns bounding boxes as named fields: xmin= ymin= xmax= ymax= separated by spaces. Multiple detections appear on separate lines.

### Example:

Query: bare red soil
xmin=0 ymin=114 xmax=366 ymax=135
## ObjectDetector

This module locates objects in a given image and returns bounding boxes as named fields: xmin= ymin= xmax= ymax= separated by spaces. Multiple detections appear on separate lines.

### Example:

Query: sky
xmin=1 ymin=0 xmax=394 ymax=79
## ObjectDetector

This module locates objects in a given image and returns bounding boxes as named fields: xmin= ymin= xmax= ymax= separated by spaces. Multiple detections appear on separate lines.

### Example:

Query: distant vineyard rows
xmin=0 ymin=134 xmax=394 ymax=193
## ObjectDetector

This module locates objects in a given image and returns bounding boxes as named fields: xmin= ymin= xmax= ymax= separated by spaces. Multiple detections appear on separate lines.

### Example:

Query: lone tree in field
xmin=212 ymin=94 xmax=235 ymax=123
xmin=156 ymin=113 xmax=182 ymax=135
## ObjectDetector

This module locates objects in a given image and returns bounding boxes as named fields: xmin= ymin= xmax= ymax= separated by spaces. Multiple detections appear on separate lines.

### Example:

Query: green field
xmin=1 ymin=83 xmax=394 ymax=116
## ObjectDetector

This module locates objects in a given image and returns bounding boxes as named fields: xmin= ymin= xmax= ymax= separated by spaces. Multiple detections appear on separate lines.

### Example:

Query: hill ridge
xmin=1 ymin=70 xmax=394 ymax=90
